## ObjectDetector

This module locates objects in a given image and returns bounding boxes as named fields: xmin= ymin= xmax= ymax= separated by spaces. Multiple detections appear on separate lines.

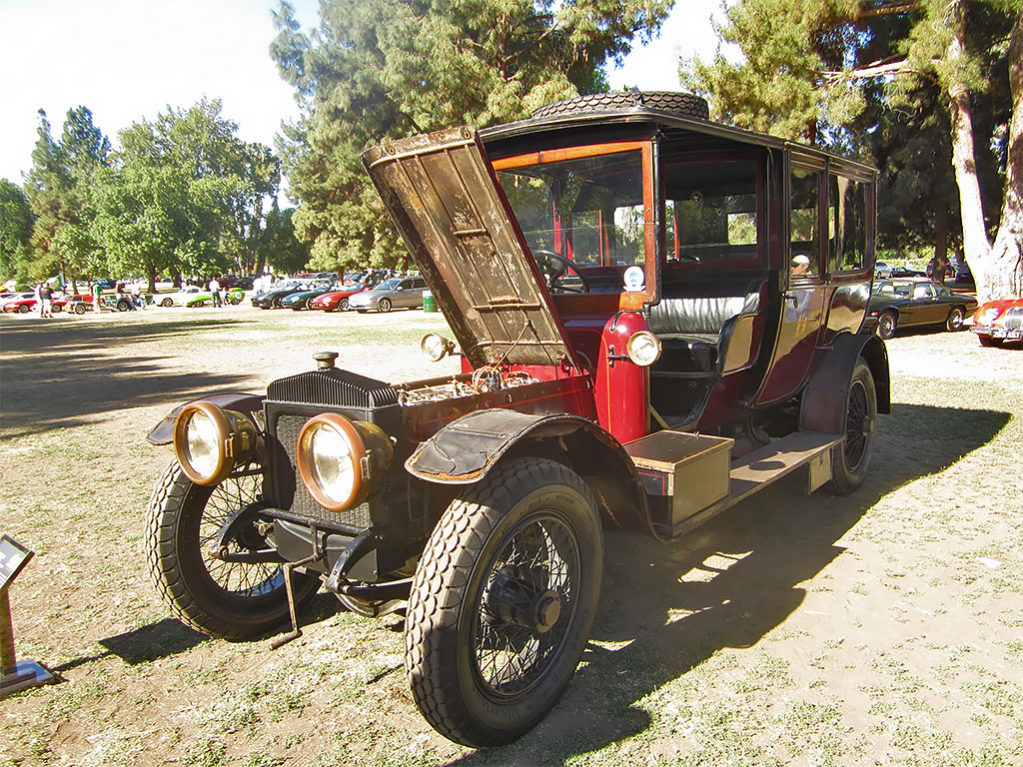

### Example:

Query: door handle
xmin=783 ymin=292 xmax=800 ymax=308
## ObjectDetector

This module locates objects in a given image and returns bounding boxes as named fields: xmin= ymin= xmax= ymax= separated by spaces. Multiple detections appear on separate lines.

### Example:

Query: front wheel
xmin=405 ymin=458 xmax=603 ymax=747
xmin=979 ymin=334 xmax=1002 ymax=348
xmin=145 ymin=462 xmax=319 ymax=639
xmin=946 ymin=306 xmax=965 ymax=331
xmin=876 ymin=311 xmax=897 ymax=339
xmin=161 ymin=298 xmax=173 ymax=307
xmin=339 ymin=297 xmax=350 ymax=311
xmin=829 ymin=357 xmax=878 ymax=494
xmin=74 ymin=302 xmax=88 ymax=314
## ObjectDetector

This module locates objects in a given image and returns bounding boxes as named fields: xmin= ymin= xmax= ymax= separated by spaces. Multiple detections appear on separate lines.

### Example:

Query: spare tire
xmin=532 ymin=91 xmax=709 ymax=121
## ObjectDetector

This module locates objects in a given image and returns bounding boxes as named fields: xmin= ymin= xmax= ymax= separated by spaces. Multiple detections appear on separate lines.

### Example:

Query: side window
xmin=664 ymin=160 xmax=758 ymax=264
xmin=829 ymin=175 xmax=867 ymax=272
xmin=790 ymin=166 xmax=821 ymax=278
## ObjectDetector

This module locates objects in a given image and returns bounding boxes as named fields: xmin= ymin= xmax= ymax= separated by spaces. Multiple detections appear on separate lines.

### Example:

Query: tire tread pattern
xmin=532 ymin=91 xmax=709 ymax=121
xmin=404 ymin=457 xmax=599 ymax=746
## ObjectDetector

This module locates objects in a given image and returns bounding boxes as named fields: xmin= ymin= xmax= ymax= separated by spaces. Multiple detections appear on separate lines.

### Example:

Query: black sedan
xmin=864 ymin=278 xmax=978 ymax=339
xmin=251 ymin=281 xmax=310 ymax=309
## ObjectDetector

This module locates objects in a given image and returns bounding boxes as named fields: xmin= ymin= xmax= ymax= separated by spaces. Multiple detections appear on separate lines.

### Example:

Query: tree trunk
xmin=983 ymin=12 xmax=1023 ymax=302
xmin=946 ymin=26 xmax=992 ymax=291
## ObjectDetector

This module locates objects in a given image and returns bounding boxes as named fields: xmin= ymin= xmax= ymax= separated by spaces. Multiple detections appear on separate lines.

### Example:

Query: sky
xmin=0 ymin=0 xmax=729 ymax=186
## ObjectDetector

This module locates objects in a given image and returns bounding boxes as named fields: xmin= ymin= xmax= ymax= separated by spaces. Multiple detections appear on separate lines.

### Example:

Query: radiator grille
xmin=268 ymin=368 xmax=398 ymax=409
xmin=273 ymin=412 xmax=373 ymax=528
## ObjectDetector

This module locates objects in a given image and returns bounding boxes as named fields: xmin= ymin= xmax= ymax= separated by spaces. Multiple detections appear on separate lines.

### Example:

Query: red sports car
xmin=54 ymin=294 xmax=97 ymax=314
xmin=308 ymin=283 xmax=368 ymax=312
xmin=972 ymin=297 xmax=1023 ymax=347
xmin=3 ymin=294 xmax=38 ymax=313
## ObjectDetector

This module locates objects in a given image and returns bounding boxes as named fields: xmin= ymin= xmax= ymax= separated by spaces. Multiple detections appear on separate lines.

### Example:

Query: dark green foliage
xmin=0 ymin=179 xmax=34 ymax=283
xmin=270 ymin=0 xmax=672 ymax=272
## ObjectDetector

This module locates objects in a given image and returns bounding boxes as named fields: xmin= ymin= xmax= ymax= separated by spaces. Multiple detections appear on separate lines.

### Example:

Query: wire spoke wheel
xmin=405 ymin=457 xmax=602 ymax=746
xmin=474 ymin=514 xmax=579 ymax=698
xmin=829 ymin=357 xmax=877 ymax=495
xmin=145 ymin=461 xmax=318 ymax=639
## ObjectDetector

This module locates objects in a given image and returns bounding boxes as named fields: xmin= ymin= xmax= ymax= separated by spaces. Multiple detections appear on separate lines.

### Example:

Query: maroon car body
xmin=145 ymin=92 xmax=889 ymax=748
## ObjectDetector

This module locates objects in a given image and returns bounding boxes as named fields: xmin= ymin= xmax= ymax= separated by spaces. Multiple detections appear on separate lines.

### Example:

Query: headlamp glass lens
xmin=627 ymin=331 xmax=662 ymax=366
xmin=185 ymin=410 xmax=221 ymax=479
xmin=310 ymin=423 xmax=356 ymax=503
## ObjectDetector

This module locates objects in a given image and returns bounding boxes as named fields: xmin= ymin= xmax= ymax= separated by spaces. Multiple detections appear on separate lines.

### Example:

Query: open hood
xmin=363 ymin=127 xmax=576 ymax=370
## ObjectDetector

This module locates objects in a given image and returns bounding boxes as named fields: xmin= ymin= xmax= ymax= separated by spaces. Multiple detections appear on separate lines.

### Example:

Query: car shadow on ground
xmin=446 ymin=402 xmax=1010 ymax=765
xmin=0 ymin=318 xmax=254 ymax=439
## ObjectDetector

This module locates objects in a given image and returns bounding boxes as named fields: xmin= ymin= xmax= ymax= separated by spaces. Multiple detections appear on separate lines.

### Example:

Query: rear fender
xmin=799 ymin=333 xmax=890 ymax=435
xmin=146 ymin=392 xmax=265 ymax=445
xmin=406 ymin=409 xmax=654 ymax=536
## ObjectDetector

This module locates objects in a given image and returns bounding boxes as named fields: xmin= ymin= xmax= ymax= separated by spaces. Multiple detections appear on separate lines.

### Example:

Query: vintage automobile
xmin=349 ymin=274 xmax=429 ymax=312
xmin=864 ymin=278 xmax=977 ymax=339
xmin=144 ymin=92 xmax=890 ymax=747
xmin=972 ymin=297 xmax=1023 ymax=347
xmin=158 ymin=286 xmax=206 ymax=307
xmin=308 ymin=282 xmax=369 ymax=312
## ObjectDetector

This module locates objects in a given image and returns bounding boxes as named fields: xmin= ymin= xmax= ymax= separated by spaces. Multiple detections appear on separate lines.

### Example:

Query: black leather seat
xmin=647 ymin=293 xmax=760 ymax=371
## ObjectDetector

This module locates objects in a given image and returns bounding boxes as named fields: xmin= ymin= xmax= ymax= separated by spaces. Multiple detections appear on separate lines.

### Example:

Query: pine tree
xmin=270 ymin=0 xmax=672 ymax=272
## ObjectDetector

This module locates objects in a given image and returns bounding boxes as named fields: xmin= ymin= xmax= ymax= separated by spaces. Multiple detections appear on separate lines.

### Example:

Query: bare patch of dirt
xmin=1 ymin=307 xmax=1021 ymax=766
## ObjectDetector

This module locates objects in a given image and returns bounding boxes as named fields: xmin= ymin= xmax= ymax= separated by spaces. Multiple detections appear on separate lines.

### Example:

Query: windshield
xmin=375 ymin=278 xmax=401 ymax=291
xmin=496 ymin=149 xmax=646 ymax=293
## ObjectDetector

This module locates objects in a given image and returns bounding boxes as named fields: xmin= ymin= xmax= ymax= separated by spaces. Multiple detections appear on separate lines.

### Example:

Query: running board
xmin=645 ymin=431 xmax=843 ymax=539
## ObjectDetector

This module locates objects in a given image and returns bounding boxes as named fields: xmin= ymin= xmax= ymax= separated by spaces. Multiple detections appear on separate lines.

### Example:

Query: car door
xmin=907 ymin=282 xmax=941 ymax=326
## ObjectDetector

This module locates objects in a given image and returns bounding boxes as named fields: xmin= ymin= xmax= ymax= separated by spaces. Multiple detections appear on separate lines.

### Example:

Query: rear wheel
xmin=876 ymin=311 xmax=897 ymax=340
xmin=946 ymin=306 xmax=965 ymax=331
xmin=378 ymin=298 xmax=392 ymax=313
xmin=74 ymin=302 xmax=88 ymax=315
xmin=145 ymin=461 xmax=319 ymax=639
xmin=829 ymin=358 xmax=877 ymax=494
xmin=339 ymin=297 xmax=350 ymax=311
xmin=405 ymin=458 xmax=603 ymax=746
xmin=18 ymin=304 xmax=29 ymax=313
xmin=161 ymin=298 xmax=173 ymax=307
xmin=117 ymin=299 xmax=130 ymax=312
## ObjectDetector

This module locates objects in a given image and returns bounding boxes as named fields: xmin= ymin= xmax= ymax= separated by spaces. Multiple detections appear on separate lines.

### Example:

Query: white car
xmin=156 ymin=286 xmax=204 ymax=307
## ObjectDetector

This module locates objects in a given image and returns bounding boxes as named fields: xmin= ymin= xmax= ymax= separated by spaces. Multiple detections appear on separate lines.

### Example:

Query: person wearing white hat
xmin=791 ymin=253 xmax=811 ymax=276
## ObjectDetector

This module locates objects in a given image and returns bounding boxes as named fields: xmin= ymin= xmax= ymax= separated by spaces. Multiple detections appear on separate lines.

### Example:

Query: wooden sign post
xmin=0 ymin=535 xmax=53 ymax=698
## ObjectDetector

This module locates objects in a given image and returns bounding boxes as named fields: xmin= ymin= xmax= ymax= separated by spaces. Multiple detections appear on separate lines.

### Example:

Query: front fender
xmin=406 ymin=408 xmax=656 ymax=537
xmin=146 ymin=391 xmax=265 ymax=445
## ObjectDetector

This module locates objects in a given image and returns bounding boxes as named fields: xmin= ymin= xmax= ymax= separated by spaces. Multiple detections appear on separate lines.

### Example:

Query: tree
xmin=92 ymin=99 xmax=283 ymax=289
xmin=685 ymin=0 xmax=1021 ymax=301
xmin=0 ymin=179 xmax=35 ymax=284
xmin=259 ymin=204 xmax=311 ymax=275
xmin=270 ymin=0 xmax=672 ymax=272
xmin=23 ymin=107 xmax=110 ymax=289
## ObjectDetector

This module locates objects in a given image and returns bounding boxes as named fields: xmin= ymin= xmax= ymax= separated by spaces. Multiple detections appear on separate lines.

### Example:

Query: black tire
xmin=145 ymin=461 xmax=319 ymax=640
xmin=378 ymin=298 xmax=392 ymax=313
xmin=946 ymin=306 xmax=966 ymax=331
xmin=405 ymin=457 xmax=603 ymax=747
xmin=271 ymin=295 xmax=283 ymax=309
xmin=339 ymin=297 xmax=350 ymax=311
xmin=18 ymin=304 xmax=29 ymax=313
xmin=74 ymin=302 xmax=88 ymax=314
xmin=979 ymin=335 xmax=1002 ymax=347
xmin=161 ymin=298 xmax=173 ymax=307
xmin=117 ymin=299 xmax=129 ymax=312
xmin=532 ymin=91 xmax=709 ymax=121
xmin=829 ymin=358 xmax=878 ymax=495
xmin=876 ymin=311 xmax=897 ymax=340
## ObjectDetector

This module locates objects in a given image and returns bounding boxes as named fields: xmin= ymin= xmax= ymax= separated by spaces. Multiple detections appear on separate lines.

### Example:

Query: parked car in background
xmin=349 ymin=275 xmax=428 ymax=312
xmin=251 ymin=281 xmax=311 ymax=309
xmin=282 ymin=281 xmax=336 ymax=310
xmin=953 ymin=260 xmax=975 ymax=285
xmin=157 ymin=286 xmax=206 ymax=307
xmin=3 ymin=294 xmax=37 ymax=313
xmin=864 ymin=278 xmax=977 ymax=339
xmin=309 ymin=282 xmax=370 ymax=312
xmin=56 ymin=295 xmax=96 ymax=314
xmin=972 ymin=297 xmax=1023 ymax=347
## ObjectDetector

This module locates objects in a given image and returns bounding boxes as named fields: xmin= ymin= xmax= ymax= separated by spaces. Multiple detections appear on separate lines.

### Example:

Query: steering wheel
xmin=532 ymin=249 xmax=591 ymax=294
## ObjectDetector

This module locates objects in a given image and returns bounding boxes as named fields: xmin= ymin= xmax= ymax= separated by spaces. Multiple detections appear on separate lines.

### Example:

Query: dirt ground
xmin=1 ymin=304 xmax=1022 ymax=766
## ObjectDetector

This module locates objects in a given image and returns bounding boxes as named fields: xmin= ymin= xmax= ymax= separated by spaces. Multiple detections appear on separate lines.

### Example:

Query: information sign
xmin=0 ymin=535 xmax=33 ymax=592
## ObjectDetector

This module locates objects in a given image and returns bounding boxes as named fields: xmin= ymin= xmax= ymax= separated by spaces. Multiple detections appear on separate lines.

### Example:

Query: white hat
xmin=792 ymin=254 xmax=810 ymax=266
